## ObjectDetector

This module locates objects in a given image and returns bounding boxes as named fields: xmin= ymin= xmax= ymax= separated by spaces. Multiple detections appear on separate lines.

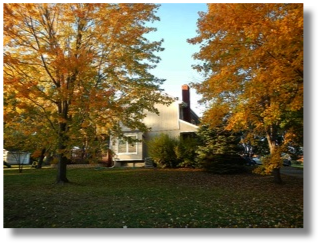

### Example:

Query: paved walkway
xmin=281 ymin=166 xmax=303 ymax=178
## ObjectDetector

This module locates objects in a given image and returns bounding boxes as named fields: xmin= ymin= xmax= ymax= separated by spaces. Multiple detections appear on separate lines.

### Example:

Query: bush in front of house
xmin=175 ymin=136 xmax=199 ymax=168
xmin=148 ymin=133 xmax=199 ymax=168
xmin=147 ymin=134 xmax=180 ymax=168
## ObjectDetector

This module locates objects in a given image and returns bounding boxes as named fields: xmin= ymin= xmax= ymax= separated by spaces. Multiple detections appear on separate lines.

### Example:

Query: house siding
xmin=179 ymin=119 xmax=199 ymax=133
xmin=143 ymin=102 xmax=180 ymax=132
xmin=3 ymin=150 xmax=31 ymax=165
xmin=110 ymin=90 xmax=199 ymax=166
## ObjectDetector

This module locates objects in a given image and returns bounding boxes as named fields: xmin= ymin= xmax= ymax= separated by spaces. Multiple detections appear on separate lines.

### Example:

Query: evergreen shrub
xmin=199 ymin=153 xmax=247 ymax=174
xmin=196 ymin=125 xmax=247 ymax=174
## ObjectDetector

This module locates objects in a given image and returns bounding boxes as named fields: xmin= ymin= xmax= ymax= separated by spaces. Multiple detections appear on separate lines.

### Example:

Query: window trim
xmin=117 ymin=134 xmax=138 ymax=155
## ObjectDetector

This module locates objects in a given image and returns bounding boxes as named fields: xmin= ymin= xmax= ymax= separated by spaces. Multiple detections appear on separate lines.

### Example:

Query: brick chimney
xmin=182 ymin=84 xmax=191 ymax=123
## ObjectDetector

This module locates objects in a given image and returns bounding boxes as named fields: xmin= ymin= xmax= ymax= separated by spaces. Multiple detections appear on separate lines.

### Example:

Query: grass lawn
xmin=291 ymin=162 xmax=304 ymax=169
xmin=3 ymin=167 xmax=303 ymax=228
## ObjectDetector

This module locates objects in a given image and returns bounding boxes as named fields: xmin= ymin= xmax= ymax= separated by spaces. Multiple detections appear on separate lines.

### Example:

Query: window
xmin=117 ymin=135 xmax=137 ymax=154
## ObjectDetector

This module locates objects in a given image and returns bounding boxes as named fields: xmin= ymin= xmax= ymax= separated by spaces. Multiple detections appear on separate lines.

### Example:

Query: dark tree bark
xmin=56 ymin=131 xmax=69 ymax=183
xmin=36 ymin=148 xmax=46 ymax=169
xmin=106 ymin=149 xmax=113 ymax=167
xmin=56 ymin=152 xmax=69 ymax=184
xmin=18 ymin=164 xmax=23 ymax=173
xmin=266 ymin=126 xmax=283 ymax=184
xmin=56 ymin=102 xmax=70 ymax=184
xmin=272 ymin=167 xmax=282 ymax=184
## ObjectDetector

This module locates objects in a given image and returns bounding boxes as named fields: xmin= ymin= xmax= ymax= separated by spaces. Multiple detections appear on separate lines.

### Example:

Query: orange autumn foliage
xmin=3 ymin=3 xmax=171 ymax=182
xmin=188 ymin=4 xmax=303 ymax=179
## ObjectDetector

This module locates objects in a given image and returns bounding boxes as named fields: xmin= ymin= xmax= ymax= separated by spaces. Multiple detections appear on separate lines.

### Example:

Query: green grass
xmin=3 ymin=167 xmax=303 ymax=228
xmin=291 ymin=161 xmax=304 ymax=169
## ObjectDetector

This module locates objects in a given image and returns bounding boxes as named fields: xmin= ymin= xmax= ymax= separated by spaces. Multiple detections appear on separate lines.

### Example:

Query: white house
xmin=3 ymin=149 xmax=31 ymax=165
xmin=110 ymin=84 xmax=200 ymax=167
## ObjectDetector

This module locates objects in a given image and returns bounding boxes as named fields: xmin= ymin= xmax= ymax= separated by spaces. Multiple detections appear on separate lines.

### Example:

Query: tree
xmin=4 ymin=100 xmax=56 ymax=169
xmin=188 ymin=4 xmax=303 ymax=183
xmin=195 ymin=125 xmax=246 ymax=174
xmin=4 ymin=3 xmax=171 ymax=183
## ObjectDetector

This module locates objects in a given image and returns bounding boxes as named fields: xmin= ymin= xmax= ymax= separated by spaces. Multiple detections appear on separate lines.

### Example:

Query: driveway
xmin=281 ymin=166 xmax=303 ymax=178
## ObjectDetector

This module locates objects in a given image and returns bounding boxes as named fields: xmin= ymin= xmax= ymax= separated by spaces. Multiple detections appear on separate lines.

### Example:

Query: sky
xmin=144 ymin=3 xmax=208 ymax=116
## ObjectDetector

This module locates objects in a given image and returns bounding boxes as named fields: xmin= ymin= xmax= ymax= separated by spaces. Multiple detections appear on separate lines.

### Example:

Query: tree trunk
xmin=56 ymin=152 xmax=69 ymax=184
xmin=266 ymin=127 xmax=282 ymax=184
xmin=56 ymin=107 xmax=70 ymax=184
xmin=17 ymin=153 xmax=23 ymax=173
xmin=18 ymin=164 xmax=23 ymax=173
xmin=272 ymin=167 xmax=282 ymax=184
xmin=56 ymin=130 xmax=70 ymax=183
xmin=106 ymin=149 xmax=113 ymax=167
xmin=56 ymin=113 xmax=69 ymax=183
xmin=36 ymin=148 xmax=46 ymax=169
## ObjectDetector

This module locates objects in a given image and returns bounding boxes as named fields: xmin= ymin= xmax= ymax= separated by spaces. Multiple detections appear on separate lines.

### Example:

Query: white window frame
xmin=117 ymin=134 xmax=138 ymax=155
